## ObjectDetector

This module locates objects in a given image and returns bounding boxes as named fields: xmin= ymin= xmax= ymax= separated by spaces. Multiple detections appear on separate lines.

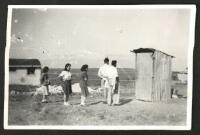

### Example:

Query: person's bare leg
xmin=81 ymin=96 xmax=86 ymax=106
xmin=64 ymin=94 xmax=70 ymax=105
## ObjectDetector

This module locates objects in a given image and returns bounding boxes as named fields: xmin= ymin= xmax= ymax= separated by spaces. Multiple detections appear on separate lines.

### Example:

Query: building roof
xmin=173 ymin=71 xmax=188 ymax=74
xmin=9 ymin=59 xmax=41 ymax=68
xmin=130 ymin=48 xmax=174 ymax=57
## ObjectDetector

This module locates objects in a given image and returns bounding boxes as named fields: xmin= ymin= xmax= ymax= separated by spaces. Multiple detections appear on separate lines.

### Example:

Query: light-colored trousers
xmin=113 ymin=88 xmax=120 ymax=104
xmin=106 ymin=87 xmax=112 ymax=105
xmin=81 ymin=96 xmax=86 ymax=105
xmin=101 ymin=79 xmax=107 ymax=98
xmin=102 ymin=78 xmax=120 ymax=105
xmin=107 ymin=83 xmax=120 ymax=105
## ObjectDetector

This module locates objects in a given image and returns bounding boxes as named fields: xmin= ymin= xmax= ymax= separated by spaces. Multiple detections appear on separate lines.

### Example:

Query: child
xmin=59 ymin=63 xmax=72 ymax=106
xmin=40 ymin=66 xmax=50 ymax=103
xmin=79 ymin=64 xmax=89 ymax=106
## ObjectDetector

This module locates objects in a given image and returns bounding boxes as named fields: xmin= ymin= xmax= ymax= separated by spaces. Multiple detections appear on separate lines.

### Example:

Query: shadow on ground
xmin=88 ymin=98 xmax=133 ymax=106
xmin=118 ymin=98 xmax=133 ymax=106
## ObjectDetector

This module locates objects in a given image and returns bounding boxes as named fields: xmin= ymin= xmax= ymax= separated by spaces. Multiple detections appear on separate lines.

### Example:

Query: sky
xmin=9 ymin=7 xmax=193 ymax=71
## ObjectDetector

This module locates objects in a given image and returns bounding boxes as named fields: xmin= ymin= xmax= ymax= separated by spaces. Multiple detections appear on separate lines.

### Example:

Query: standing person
xmin=106 ymin=61 xmax=118 ymax=106
xmin=79 ymin=64 xmax=89 ymax=106
xmin=98 ymin=57 xmax=110 ymax=100
xmin=68 ymin=77 xmax=73 ymax=96
xmin=111 ymin=60 xmax=120 ymax=105
xmin=59 ymin=63 xmax=72 ymax=106
xmin=40 ymin=66 xmax=50 ymax=103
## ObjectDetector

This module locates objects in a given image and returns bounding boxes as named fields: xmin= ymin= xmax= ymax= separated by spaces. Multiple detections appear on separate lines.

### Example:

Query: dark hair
xmin=42 ymin=66 xmax=49 ymax=73
xmin=81 ymin=64 xmax=88 ymax=71
xmin=111 ymin=60 xmax=117 ymax=67
xmin=104 ymin=57 xmax=109 ymax=64
xmin=64 ymin=63 xmax=71 ymax=71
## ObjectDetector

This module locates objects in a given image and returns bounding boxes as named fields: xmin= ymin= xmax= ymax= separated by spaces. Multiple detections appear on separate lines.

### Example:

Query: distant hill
xmin=49 ymin=68 xmax=136 ymax=82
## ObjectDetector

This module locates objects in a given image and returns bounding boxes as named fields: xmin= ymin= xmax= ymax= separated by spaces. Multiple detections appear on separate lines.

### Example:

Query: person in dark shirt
xmin=79 ymin=64 xmax=89 ymax=106
xmin=111 ymin=60 xmax=120 ymax=105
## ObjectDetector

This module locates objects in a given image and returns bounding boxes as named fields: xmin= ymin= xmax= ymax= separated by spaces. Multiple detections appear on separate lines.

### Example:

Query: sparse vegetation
xmin=8 ymin=68 xmax=187 ymax=126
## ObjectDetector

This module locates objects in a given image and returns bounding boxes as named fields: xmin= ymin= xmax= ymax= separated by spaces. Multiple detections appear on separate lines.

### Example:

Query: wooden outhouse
xmin=131 ymin=48 xmax=174 ymax=101
xmin=9 ymin=59 xmax=41 ymax=86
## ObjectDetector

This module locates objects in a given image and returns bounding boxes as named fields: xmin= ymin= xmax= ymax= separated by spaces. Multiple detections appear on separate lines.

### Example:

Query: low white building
xmin=177 ymin=71 xmax=187 ymax=84
xmin=9 ymin=59 xmax=41 ymax=86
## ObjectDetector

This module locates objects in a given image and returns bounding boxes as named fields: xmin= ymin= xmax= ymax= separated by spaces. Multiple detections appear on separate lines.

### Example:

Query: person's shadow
xmin=116 ymin=98 xmax=133 ymax=106
xmin=88 ymin=98 xmax=133 ymax=106
xmin=89 ymin=101 xmax=104 ymax=105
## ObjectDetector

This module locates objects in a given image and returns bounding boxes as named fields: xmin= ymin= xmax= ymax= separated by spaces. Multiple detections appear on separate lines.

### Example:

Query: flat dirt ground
xmin=8 ymin=91 xmax=187 ymax=126
xmin=8 ymin=68 xmax=187 ymax=126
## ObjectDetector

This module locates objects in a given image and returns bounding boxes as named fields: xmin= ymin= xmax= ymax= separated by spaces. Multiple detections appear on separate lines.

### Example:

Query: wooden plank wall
xmin=152 ymin=51 xmax=172 ymax=101
xmin=135 ymin=53 xmax=153 ymax=101
xmin=152 ymin=52 xmax=161 ymax=101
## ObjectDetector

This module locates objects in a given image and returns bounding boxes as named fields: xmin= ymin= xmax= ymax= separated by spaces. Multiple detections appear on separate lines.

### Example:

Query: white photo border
xmin=4 ymin=5 xmax=196 ymax=130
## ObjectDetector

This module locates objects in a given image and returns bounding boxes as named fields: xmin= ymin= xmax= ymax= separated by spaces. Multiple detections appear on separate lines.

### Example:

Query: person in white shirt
xmin=106 ymin=60 xmax=118 ymax=105
xmin=98 ymin=57 xmax=118 ymax=105
xmin=98 ymin=58 xmax=110 ymax=99
xmin=59 ymin=63 xmax=72 ymax=106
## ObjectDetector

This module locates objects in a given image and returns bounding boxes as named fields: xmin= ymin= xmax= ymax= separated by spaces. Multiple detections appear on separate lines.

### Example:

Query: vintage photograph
xmin=4 ymin=5 xmax=195 ymax=130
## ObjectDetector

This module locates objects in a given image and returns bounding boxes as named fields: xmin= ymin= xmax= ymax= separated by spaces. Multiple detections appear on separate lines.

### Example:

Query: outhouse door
xmin=135 ymin=53 xmax=153 ymax=101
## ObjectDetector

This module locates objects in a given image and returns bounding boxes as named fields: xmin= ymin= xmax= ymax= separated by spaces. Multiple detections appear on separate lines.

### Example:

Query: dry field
xmin=8 ymin=85 xmax=187 ymax=126
xmin=8 ymin=68 xmax=187 ymax=126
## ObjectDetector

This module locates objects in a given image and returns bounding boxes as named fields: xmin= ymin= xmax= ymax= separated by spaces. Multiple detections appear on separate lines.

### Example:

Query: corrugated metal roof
xmin=130 ymin=48 xmax=174 ymax=57
xmin=9 ymin=59 xmax=41 ymax=68
xmin=131 ymin=48 xmax=155 ymax=53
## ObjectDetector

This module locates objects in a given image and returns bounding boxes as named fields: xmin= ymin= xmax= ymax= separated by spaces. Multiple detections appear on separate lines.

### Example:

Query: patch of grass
xmin=31 ymin=102 xmax=43 ymax=112
xmin=8 ymin=85 xmax=187 ymax=126
xmin=8 ymin=115 xmax=29 ymax=125
xmin=9 ymin=85 xmax=38 ymax=92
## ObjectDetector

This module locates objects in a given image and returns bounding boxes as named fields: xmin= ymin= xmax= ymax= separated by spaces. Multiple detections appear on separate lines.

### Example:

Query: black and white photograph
xmin=4 ymin=5 xmax=196 ymax=130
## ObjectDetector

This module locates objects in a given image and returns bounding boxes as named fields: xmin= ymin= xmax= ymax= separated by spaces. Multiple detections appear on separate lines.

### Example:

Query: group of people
xmin=98 ymin=57 xmax=120 ymax=106
xmin=39 ymin=57 xmax=120 ymax=106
